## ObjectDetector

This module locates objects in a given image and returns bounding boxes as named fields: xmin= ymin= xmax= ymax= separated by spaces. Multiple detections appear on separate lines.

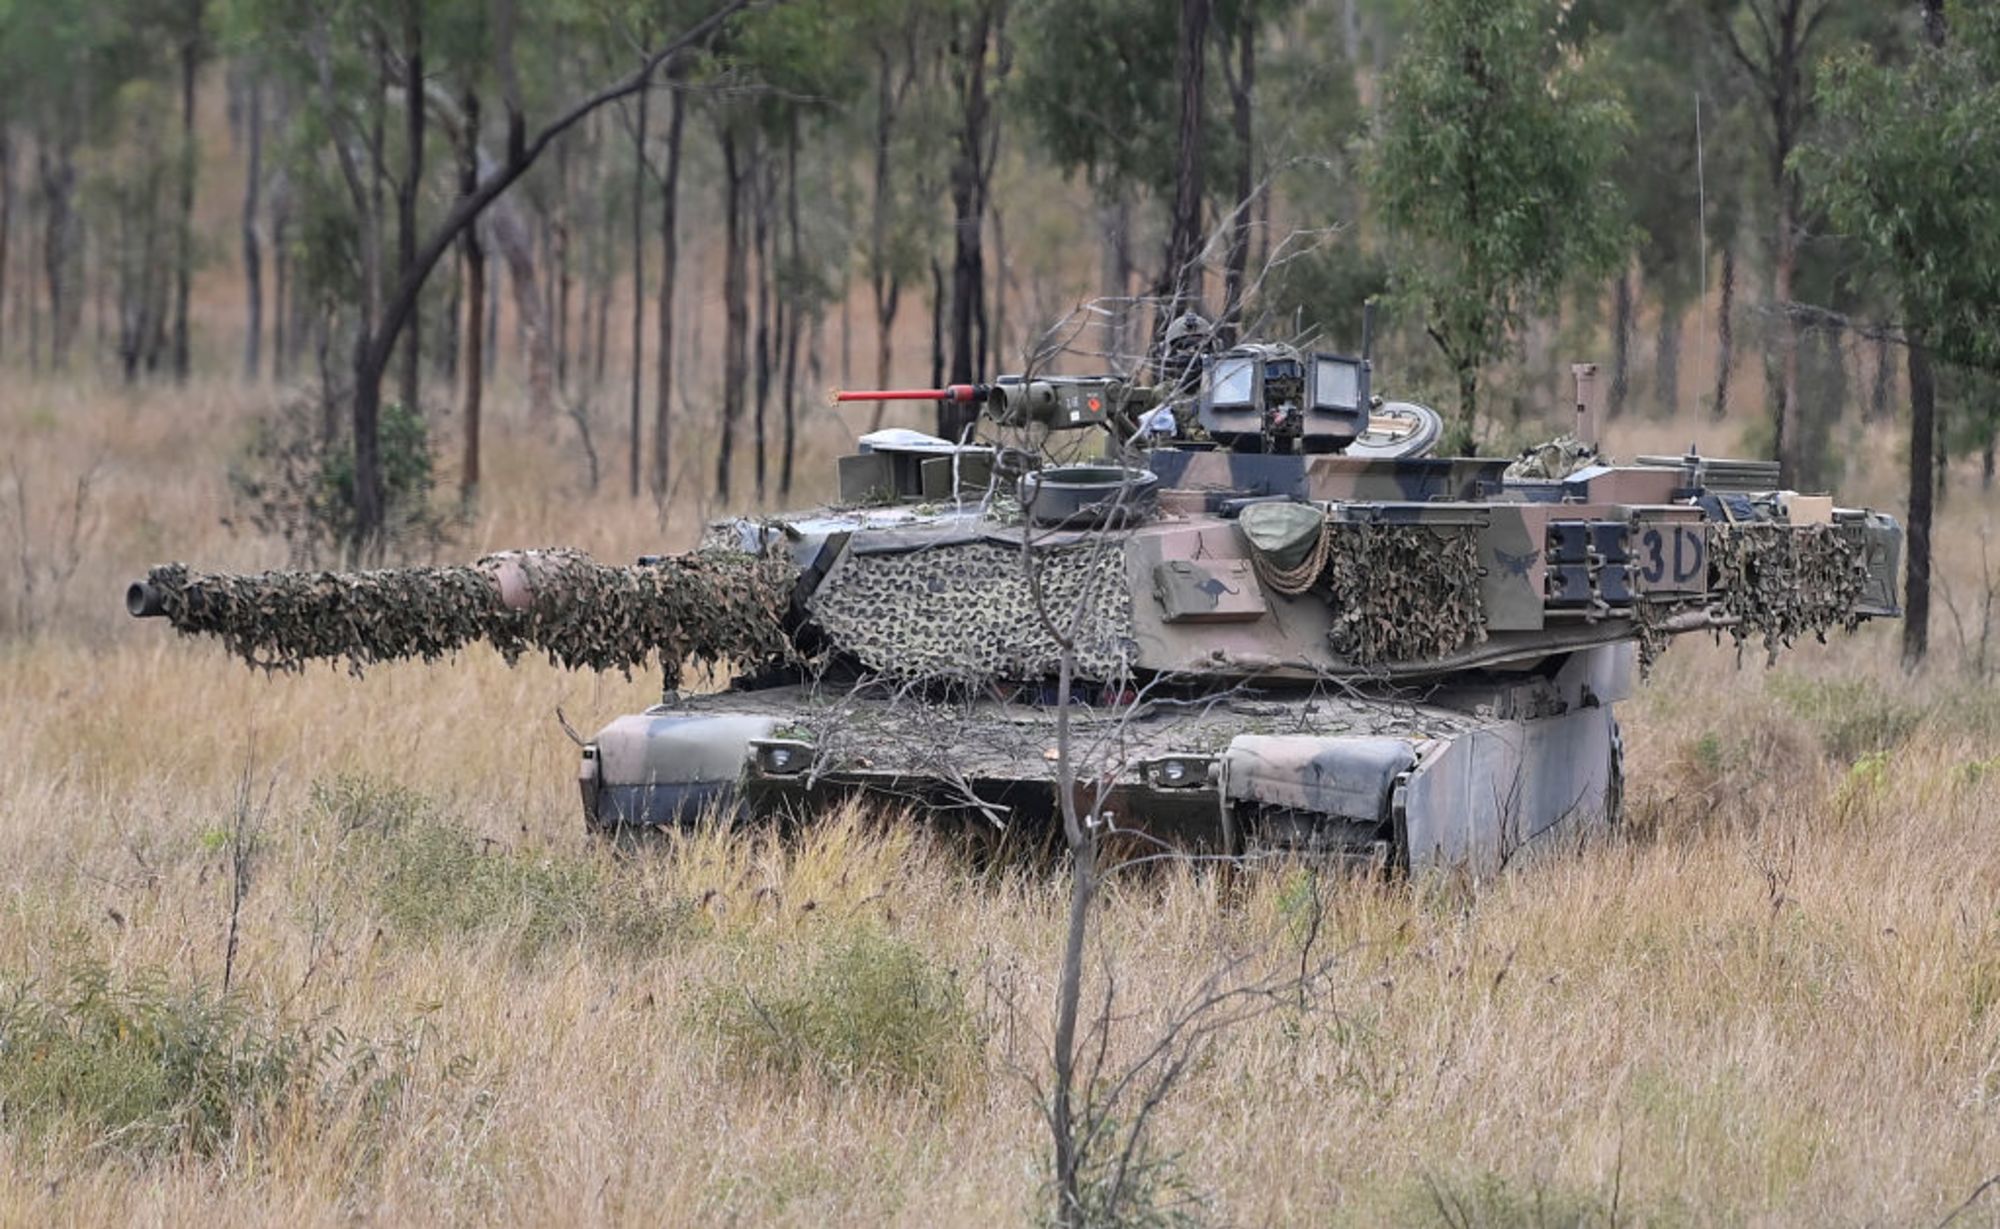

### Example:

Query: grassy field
xmin=3 ymin=373 xmax=2000 ymax=1226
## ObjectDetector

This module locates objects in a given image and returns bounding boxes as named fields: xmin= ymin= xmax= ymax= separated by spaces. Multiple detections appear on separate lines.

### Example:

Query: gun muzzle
xmin=126 ymin=580 xmax=167 ymax=618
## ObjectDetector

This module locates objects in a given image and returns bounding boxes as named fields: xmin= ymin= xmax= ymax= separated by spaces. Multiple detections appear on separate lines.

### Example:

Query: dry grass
xmin=3 ymin=370 xmax=2000 ymax=1225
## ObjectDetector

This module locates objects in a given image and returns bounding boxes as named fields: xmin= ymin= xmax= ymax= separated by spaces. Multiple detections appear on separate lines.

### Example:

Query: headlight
xmin=750 ymin=738 xmax=813 ymax=777
xmin=1146 ymin=755 xmax=1214 ymax=789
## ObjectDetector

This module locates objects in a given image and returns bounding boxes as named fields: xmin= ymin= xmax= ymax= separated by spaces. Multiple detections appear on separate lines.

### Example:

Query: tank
xmin=127 ymin=339 xmax=1902 ymax=875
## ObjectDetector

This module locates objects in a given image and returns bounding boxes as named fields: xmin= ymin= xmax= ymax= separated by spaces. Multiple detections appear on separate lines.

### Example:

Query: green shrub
xmin=229 ymin=395 xmax=453 ymax=565
xmin=1399 ymin=1170 xmax=1634 ymax=1229
xmin=1768 ymin=674 xmax=1923 ymax=763
xmin=311 ymin=775 xmax=693 ymax=961
xmin=0 ymin=959 xmax=485 ymax=1166
xmin=369 ymin=817 xmax=691 ymax=960
xmin=697 ymin=925 xmax=980 ymax=1093
xmin=0 ymin=961 xmax=316 ymax=1156
xmin=1048 ymin=1121 xmax=1204 ymax=1229
xmin=311 ymin=774 xmax=437 ymax=835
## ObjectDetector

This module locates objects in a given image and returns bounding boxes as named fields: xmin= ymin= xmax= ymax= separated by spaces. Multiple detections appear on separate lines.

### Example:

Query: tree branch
xmin=363 ymin=0 xmax=758 ymax=382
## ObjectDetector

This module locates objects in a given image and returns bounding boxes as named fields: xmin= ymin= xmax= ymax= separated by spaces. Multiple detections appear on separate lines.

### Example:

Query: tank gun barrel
xmin=124 ymin=548 xmax=797 ymax=684
xmin=831 ymin=384 xmax=988 ymax=404
xmin=834 ymin=376 xmax=1158 ymax=432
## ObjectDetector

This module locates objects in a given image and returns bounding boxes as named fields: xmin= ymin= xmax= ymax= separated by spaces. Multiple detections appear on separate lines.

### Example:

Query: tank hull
xmin=582 ymin=646 xmax=1632 ymax=877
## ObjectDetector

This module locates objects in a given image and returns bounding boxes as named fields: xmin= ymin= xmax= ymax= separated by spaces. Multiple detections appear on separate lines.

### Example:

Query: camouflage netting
xmin=1711 ymin=522 xmax=1867 ymax=664
xmin=807 ymin=540 xmax=1133 ymax=683
xmin=1242 ymin=513 xmax=1487 ymax=667
xmin=1504 ymin=435 xmax=1602 ymax=481
xmin=140 ymin=548 xmax=797 ymax=685
xmin=1320 ymin=522 xmax=1488 ymax=667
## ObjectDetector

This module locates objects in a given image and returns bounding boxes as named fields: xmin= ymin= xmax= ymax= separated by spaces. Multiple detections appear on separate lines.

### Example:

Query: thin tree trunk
xmin=628 ymin=77 xmax=649 ymax=499
xmin=272 ymin=193 xmax=290 ymax=381
xmin=25 ymin=157 xmax=40 ymax=370
xmin=1869 ymin=330 xmax=1892 ymax=422
xmin=38 ymin=139 xmax=79 ymax=369
xmin=1654 ymin=307 xmax=1681 ymax=414
xmin=1710 ymin=242 xmax=1735 ymax=420
xmin=476 ymin=175 xmax=553 ymax=414
xmin=485 ymin=246 xmax=499 ymax=380
xmin=1221 ymin=1 xmax=1255 ymax=337
xmin=1047 ymin=632 xmax=1097 ymax=1229
xmin=92 ymin=223 xmax=107 ymax=359
xmin=716 ymin=122 xmax=747 ymax=500
xmin=554 ymin=136 xmax=573 ymax=390
xmin=1904 ymin=334 xmax=1935 ymax=667
xmin=0 ymin=130 xmax=13 ymax=361
xmin=1458 ymin=362 xmax=1478 ymax=443
xmin=1936 ymin=389 xmax=1950 ymax=510
xmin=459 ymin=87 xmax=485 ymax=505
xmin=591 ymin=109 xmax=613 ymax=387
xmin=945 ymin=4 xmax=994 ymax=440
xmin=989 ymin=202 xmax=1007 ymax=373
xmin=653 ymin=82 xmax=684 ymax=498
xmin=1610 ymin=271 xmax=1632 ymax=417
xmin=1773 ymin=196 xmax=1801 ymax=481
xmin=397 ymin=0 xmax=424 ymax=413
xmin=753 ymin=150 xmax=772 ymax=499
xmin=1162 ymin=0 xmax=1212 ymax=321
xmin=242 ymin=73 xmax=264 ymax=380
xmin=930 ymin=256 xmax=947 ymax=390
xmin=781 ymin=121 xmax=801 ymax=497
xmin=172 ymin=0 xmax=200 ymax=382
xmin=1098 ymin=187 xmax=1131 ymax=369
xmin=440 ymin=240 xmax=459 ymax=385
xmin=867 ymin=50 xmax=906 ymax=431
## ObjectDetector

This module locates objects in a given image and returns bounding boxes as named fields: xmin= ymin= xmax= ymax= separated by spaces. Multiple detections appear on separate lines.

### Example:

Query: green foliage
xmin=1010 ymin=0 xmax=1182 ymax=197
xmin=1395 ymin=1166 xmax=1692 ymax=1228
xmin=1049 ymin=1123 xmax=1203 ymax=1229
xmin=1798 ymin=3 xmax=2000 ymax=371
xmin=321 ymin=777 xmax=692 ymax=961
xmin=0 ymin=961 xmax=311 ymax=1155
xmin=1366 ymin=0 xmax=1632 ymax=434
xmin=229 ymin=394 xmax=453 ymax=565
xmin=696 ymin=923 xmax=980 ymax=1093
xmin=1254 ymin=241 xmax=1389 ymax=348
xmin=1768 ymin=674 xmax=1922 ymax=763
xmin=0 ymin=953 xmax=487 ymax=1169
xmin=1582 ymin=0 xmax=1713 ymax=311
xmin=725 ymin=0 xmax=867 ymax=134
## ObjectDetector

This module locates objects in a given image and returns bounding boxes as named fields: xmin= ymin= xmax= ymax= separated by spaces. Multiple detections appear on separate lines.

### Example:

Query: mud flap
xmin=1219 ymin=735 xmax=1417 ymax=857
xmin=584 ymin=711 xmax=780 ymax=828
xmin=1397 ymin=705 xmax=1616 ymax=877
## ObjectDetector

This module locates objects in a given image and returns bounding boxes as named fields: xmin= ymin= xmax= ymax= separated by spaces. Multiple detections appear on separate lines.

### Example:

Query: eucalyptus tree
xmin=232 ymin=0 xmax=751 ymax=550
xmin=1011 ymin=0 xmax=1180 ymax=363
xmin=1799 ymin=0 xmax=2000 ymax=665
xmin=0 ymin=0 xmax=165 ymax=369
xmin=1367 ymin=0 xmax=1632 ymax=442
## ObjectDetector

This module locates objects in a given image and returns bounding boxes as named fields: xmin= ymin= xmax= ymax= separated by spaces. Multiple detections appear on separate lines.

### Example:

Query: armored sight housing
xmin=128 ymin=333 xmax=1901 ymax=874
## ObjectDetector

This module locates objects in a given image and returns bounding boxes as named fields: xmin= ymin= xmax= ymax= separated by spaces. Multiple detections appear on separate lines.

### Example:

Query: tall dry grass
xmin=2 ymin=371 xmax=2000 ymax=1225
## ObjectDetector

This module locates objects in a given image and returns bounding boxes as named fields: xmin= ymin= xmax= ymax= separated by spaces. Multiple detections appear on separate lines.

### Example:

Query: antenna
xmin=1695 ymin=90 xmax=1710 ymax=419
